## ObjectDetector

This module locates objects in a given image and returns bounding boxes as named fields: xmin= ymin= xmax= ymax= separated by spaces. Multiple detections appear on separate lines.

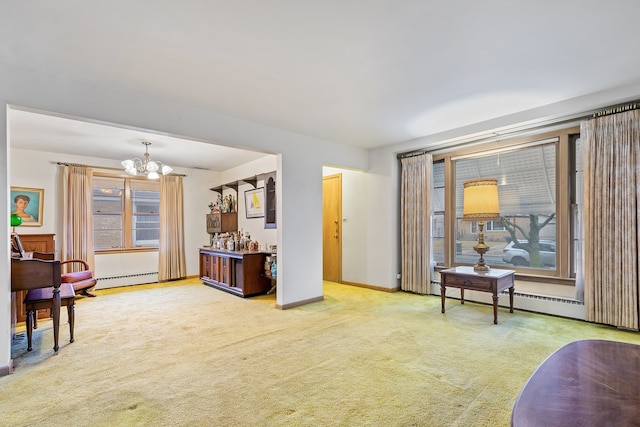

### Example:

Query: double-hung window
xmin=93 ymin=175 xmax=160 ymax=251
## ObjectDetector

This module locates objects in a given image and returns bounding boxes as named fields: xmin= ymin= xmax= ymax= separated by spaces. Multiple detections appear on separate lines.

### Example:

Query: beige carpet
xmin=2 ymin=279 xmax=640 ymax=426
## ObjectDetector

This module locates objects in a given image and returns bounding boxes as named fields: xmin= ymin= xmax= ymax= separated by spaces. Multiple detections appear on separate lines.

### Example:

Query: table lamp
xmin=463 ymin=178 xmax=500 ymax=271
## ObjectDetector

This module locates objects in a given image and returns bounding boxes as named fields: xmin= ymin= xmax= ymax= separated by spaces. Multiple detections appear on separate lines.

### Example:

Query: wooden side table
xmin=440 ymin=266 xmax=515 ymax=324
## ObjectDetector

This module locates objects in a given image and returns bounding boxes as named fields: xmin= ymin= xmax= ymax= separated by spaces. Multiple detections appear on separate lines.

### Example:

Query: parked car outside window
xmin=502 ymin=240 xmax=556 ymax=268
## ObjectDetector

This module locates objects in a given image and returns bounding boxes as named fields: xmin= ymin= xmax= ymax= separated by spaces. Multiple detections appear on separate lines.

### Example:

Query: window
xmin=569 ymin=134 xmax=582 ymax=278
xmin=432 ymin=161 xmax=445 ymax=266
xmin=131 ymin=180 xmax=160 ymax=246
xmin=454 ymin=141 xmax=557 ymax=271
xmin=93 ymin=175 xmax=160 ymax=251
xmin=432 ymin=128 xmax=580 ymax=281
xmin=485 ymin=220 xmax=505 ymax=231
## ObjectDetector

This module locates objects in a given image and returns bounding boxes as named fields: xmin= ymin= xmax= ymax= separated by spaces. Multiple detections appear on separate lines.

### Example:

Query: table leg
xmin=52 ymin=284 xmax=61 ymax=353
xmin=440 ymin=284 xmax=446 ymax=313
xmin=492 ymin=294 xmax=499 ymax=324
xmin=509 ymin=286 xmax=514 ymax=313
xmin=460 ymin=288 xmax=465 ymax=304
xmin=68 ymin=301 xmax=75 ymax=343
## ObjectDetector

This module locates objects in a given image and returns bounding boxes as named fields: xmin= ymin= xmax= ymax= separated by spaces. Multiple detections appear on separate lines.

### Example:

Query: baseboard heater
xmin=430 ymin=281 xmax=585 ymax=320
xmin=95 ymin=272 xmax=159 ymax=289
xmin=508 ymin=290 xmax=583 ymax=306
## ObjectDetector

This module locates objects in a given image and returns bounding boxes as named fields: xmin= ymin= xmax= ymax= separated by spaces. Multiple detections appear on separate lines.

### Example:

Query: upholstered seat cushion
xmin=61 ymin=269 xmax=97 ymax=295
xmin=25 ymin=282 xmax=76 ymax=303
xmin=61 ymin=270 xmax=93 ymax=283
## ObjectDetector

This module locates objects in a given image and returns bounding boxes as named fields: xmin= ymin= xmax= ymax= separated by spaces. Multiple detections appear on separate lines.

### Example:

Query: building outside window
xmin=93 ymin=175 xmax=160 ymax=251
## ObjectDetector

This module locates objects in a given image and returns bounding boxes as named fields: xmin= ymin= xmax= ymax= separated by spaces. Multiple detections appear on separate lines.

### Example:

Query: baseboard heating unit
xmin=95 ymin=272 xmax=159 ymax=289
xmin=430 ymin=282 xmax=585 ymax=320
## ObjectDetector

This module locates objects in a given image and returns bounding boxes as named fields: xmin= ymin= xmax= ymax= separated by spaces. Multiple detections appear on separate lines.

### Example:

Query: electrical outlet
xmin=396 ymin=273 xmax=401 ymax=280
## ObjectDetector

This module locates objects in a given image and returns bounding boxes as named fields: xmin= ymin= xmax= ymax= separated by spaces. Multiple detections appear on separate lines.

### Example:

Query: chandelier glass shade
xmin=121 ymin=141 xmax=173 ymax=179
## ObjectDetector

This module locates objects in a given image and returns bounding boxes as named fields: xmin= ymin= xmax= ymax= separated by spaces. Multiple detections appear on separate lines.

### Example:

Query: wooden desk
xmin=511 ymin=340 xmax=640 ymax=426
xmin=11 ymin=257 xmax=62 ymax=353
xmin=440 ymin=266 xmax=514 ymax=324
xmin=13 ymin=234 xmax=55 ymax=322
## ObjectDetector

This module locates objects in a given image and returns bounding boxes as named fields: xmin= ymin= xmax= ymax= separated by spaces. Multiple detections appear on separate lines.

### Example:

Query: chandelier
xmin=121 ymin=141 xmax=173 ymax=179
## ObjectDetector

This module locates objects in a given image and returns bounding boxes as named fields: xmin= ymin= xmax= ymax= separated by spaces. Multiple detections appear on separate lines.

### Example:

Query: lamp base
xmin=473 ymin=243 xmax=491 ymax=271
xmin=472 ymin=220 xmax=491 ymax=271
xmin=473 ymin=263 xmax=490 ymax=272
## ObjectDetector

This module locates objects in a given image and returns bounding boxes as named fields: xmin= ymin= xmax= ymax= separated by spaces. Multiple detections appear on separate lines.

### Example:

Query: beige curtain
xmin=63 ymin=165 xmax=95 ymax=272
xmin=582 ymin=110 xmax=640 ymax=329
xmin=158 ymin=175 xmax=186 ymax=281
xmin=400 ymin=153 xmax=432 ymax=294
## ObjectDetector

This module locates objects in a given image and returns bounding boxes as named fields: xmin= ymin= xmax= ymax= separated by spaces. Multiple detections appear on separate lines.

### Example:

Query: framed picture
xmin=10 ymin=187 xmax=44 ymax=227
xmin=244 ymin=187 xmax=265 ymax=219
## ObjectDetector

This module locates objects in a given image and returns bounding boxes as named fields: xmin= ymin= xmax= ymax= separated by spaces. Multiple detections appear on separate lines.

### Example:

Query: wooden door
xmin=323 ymin=174 xmax=342 ymax=282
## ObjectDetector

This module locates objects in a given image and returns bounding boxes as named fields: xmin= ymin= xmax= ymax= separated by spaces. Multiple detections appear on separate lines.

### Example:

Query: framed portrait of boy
xmin=10 ymin=187 xmax=44 ymax=227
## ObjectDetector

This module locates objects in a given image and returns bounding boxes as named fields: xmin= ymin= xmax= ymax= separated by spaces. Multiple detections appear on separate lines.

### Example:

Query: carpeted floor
xmin=2 ymin=279 xmax=639 ymax=426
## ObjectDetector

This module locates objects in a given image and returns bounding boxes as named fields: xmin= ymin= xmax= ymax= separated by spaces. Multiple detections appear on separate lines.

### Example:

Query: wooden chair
xmin=61 ymin=259 xmax=98 ymax=297
xmin=24 ymin=283 xmax=75 ymax=351
xmin=32 ymin=253 xmax=97 ymax=297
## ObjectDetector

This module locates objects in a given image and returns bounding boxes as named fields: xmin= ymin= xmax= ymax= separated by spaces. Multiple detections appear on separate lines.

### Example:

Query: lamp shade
xmin=463 ymin=178 xmax=500 ymax=220
xmin=11 ymin=213 xmax=22 ymax=227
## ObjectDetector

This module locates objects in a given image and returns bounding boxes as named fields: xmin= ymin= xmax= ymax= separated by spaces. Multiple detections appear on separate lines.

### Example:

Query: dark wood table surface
xmin=511 ymin=339 xmax=640 ymax=426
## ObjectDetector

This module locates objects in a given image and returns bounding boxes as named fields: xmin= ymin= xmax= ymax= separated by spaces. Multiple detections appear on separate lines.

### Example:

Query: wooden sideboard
xmin=12 ymin=234 xmax=56 ymax=323
xmin=199 ymin=248 xmax=270 ymax=297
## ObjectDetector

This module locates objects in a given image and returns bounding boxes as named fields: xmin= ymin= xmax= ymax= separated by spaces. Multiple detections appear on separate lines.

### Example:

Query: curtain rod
xmin=592 ymin=101 xmax=640 ymax=118
xmin=397 ymin=99 xmax=640 ymax=159
xmin=397 ymin=149 xmax=430 ymax=160
xmin=56 ymin=162 xmax=187 ymax=177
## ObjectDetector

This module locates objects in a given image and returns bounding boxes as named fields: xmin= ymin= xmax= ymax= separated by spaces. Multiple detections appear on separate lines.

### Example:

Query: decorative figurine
xmin=222 ymin=195 xmax=229 ymax=213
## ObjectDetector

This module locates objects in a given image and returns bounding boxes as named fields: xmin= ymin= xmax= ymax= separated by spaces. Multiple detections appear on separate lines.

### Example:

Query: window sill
xmin=95 ymin=247 xmax=159 ymax=255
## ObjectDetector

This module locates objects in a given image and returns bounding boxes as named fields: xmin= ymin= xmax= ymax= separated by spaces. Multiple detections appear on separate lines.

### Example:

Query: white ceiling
xmin=4 ymin=1 xmax=640 ymax=169
xmin=8 ymin=107 xmax=269 ymax=171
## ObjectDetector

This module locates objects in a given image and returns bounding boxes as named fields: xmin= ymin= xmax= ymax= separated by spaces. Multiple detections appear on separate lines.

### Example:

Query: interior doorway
xmin=322 ymin=173 xmax=342 ymax=282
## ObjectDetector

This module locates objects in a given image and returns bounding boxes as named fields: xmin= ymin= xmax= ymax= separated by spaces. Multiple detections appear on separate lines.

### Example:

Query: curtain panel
xmin=158 ymin=175 xmax=187 ymax=281
xmin=582 ymin=110 xmax=640 ymax=330
xmin=63 ymin=165 xmax=95 ymax=272
xmin=400 ymin=153 xmax=432 ymax=294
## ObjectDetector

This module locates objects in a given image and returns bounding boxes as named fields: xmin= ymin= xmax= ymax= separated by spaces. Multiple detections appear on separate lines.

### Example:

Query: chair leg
xmin=33 ymin=310 xmax=38 ymax=329
xmin=82 ymin=289 xmax=97 ymax=297
xmin=26 ymin=309 xmax=34 ymax=351
xmin=67 ymin=302 xmax=75 ymax=343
